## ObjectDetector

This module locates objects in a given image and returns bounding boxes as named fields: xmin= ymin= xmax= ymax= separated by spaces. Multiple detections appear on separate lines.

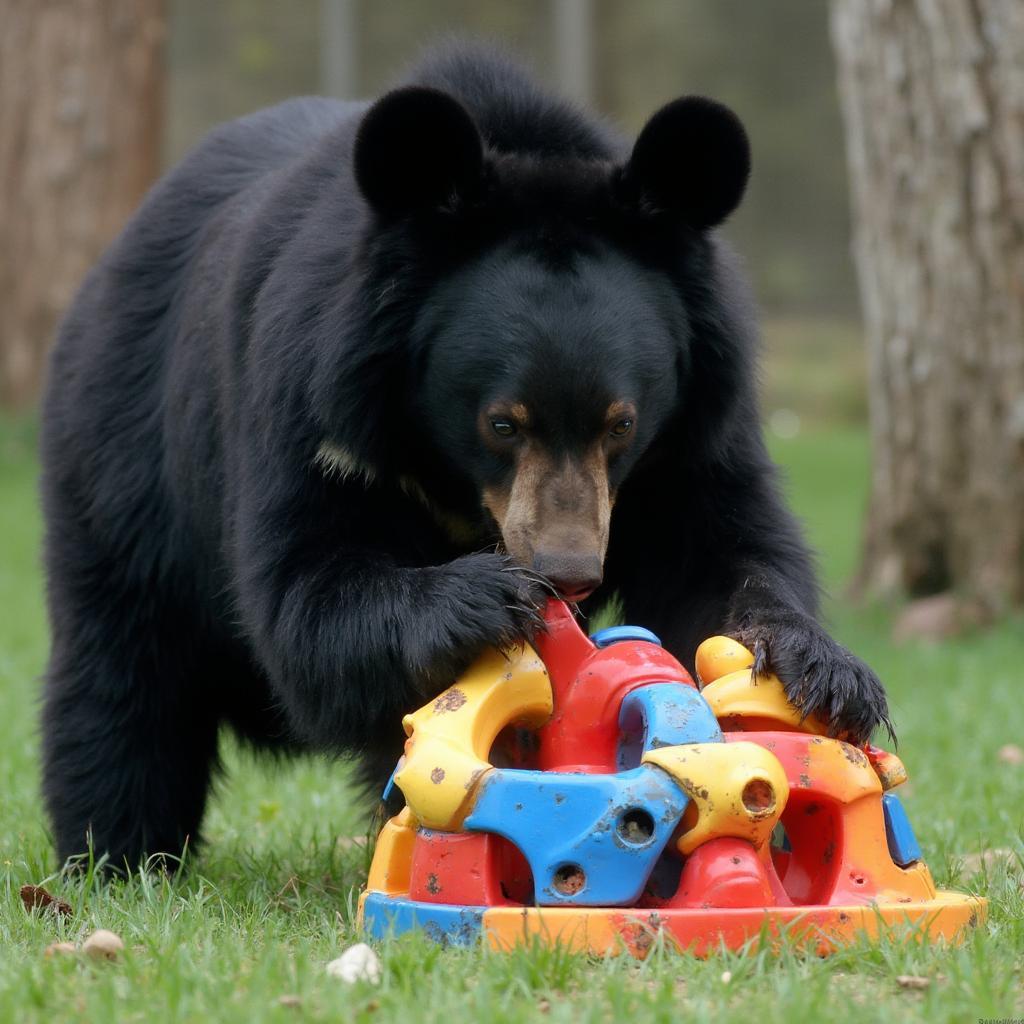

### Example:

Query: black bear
xmin=40 ymin=43 xmax=890 ymax=870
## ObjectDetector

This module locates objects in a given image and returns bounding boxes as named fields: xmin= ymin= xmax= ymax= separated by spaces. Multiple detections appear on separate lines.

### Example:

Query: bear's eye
xmin=491 ymin=419 xmax=517 ymax=439
xmin=610 ymin=418 xmax=634 ymax=438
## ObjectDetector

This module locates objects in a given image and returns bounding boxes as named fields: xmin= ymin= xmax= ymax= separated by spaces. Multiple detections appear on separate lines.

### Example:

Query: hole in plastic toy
xmin=616 ymin=703 xmax=646 ymax=770
xmin=769 ymin=821 xmax=793 ymax=891
xmin=617 ymin=808 xmax=656 ymax=845
xmin=770 ymin=821 xmax=791 ymax=852
xmin=489 ymin=725 xmax=541 ymax=771
xmin=552 ymin=863 xmax=587 ymax=896
xmin=850 ymin=871 xmax=866 ymax=886
xmin=773 ymin=795 xmax=841 ymax=905
xmin=496 ymin=835 xmax=535 ymax=904
xmin=639 ymin=848 xmax=684 ymax=903
xmin=741 ymin=778 xmax=775 ymax=815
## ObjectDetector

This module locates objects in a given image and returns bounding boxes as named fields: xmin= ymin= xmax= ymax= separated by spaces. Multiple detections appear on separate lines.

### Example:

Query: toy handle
xmin=533 ymin=598 xmax=594 ymax=666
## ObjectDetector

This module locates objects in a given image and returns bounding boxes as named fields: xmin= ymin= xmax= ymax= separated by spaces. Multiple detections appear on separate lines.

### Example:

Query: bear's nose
xmin=532 ymin=552 xmax=603 ymax=602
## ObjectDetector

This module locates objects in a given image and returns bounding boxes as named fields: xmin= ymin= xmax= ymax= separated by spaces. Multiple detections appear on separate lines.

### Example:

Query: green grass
xmin=2 ymin=413 xmax=1023 ymax=1023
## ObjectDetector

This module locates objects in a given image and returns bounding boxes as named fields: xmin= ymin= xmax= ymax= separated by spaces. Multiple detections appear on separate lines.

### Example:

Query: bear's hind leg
xmin=41 ymin=592 xmax=220 ymax=872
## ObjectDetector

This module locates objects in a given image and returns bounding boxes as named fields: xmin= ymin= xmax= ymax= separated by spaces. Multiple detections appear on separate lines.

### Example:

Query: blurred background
xmin=163 ymin=0 xmax=857 ymax=320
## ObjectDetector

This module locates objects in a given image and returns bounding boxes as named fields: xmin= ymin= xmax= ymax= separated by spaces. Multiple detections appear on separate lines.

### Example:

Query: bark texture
xmin=831 ymin=0 xmax=1024 ymax=611
xmin=0 ymin=0 xmax=164 ymax=409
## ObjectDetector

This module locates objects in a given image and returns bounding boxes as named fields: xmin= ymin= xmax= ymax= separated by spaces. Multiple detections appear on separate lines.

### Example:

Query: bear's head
xmin=319 ymin=86 xmax=752 ymax=603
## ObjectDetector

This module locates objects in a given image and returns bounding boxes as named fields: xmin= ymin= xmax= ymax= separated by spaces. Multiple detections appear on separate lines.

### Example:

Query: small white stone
xmin=326 ymin=943 xmax=382 ymax=984
xmin=721 ymin=970 xmax=733 ymax=984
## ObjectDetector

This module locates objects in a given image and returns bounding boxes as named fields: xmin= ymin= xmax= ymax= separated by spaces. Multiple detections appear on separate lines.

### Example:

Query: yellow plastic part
xmin=643 ymin=741 xmax=790 ymax=854
xmin=700 ymin=667 xmax=830 ymax=735
xmin=393 ymin=644 xmax=553 ymax=830
xmin=365 ymin=806 xmax=417 ymax=896
xmin=694 ymin=635 xmax=755 ymax=685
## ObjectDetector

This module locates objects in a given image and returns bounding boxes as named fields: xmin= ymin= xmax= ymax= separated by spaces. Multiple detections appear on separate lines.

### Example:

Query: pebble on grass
xmin=895 ymin=975 xmax=930 ymax=990
xmin=326 ymin=943 xmax=382 ymax=984
xmin=44 ymin=942 xmax=77 ymax=958
xmin=82 ymin=930 xmax=124 ymax=961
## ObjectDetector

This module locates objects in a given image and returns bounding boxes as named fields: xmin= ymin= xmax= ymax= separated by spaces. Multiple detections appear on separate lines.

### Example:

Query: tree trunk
xmin=830 ymin=0 xmax=1024 ymax=614
xmin=0 ymin=0 xmax=165 ymax=410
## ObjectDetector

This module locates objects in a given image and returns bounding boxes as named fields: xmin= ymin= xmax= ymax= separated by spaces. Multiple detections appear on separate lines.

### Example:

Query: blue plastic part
xmin=382 ymin=757 xmax=405 ymax=802
xmin=464 ymin=763 xmax=689 ymax=907
xmin=590 ymin=625 xmax=662 ymax=649
xmin=381 ymin=767 xmax=398 ymax=803
xmin=882 ymin=792 xmax=922 ymax=867
xmin=616 ymin=683 xmax=724 ymax=769
xmin=361 ymin=892 xmax=484 ymax=946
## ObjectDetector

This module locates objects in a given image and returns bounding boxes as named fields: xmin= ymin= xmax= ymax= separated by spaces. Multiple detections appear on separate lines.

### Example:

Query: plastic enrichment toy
xmin=358 ymin=601 xmax=985 ymax=955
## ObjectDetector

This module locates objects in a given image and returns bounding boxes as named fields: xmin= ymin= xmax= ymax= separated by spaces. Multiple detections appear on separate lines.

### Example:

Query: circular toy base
xmin=359 ymin=890 xmax=986 ymax=957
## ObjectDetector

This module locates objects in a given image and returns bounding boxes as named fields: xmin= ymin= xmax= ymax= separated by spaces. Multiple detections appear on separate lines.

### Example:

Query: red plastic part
xmin=672 ymin=837 xmax=783 ymax=909
xmin=725 ymin=731 xmax=935 ymax=908
xmin=532 ymin=601 xmax=696 ymax=774
xmin=408 ymin=830 xmax=532 ymax=906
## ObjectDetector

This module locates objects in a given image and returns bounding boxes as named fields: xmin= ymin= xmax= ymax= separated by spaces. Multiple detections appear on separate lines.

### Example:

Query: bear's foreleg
xmin=237 ymin=545 xmax=548 ymax=754
xmin=610 ymin=461 xmax=892 ymax=745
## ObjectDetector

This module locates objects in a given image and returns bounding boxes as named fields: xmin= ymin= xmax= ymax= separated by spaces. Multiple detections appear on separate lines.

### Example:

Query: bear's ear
xmin=354 ymin=87 xmax=484 ymax=218
xmin=620 ymin=96 xmax=750 ymax=230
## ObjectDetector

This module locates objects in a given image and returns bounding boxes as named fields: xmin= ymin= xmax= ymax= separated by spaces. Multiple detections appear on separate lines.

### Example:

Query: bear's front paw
xmin=452 ymin=551 xmax=552 ymax=651
xmin=733 ymin=612 xmax=893 ymax=745
xmin=405 ymin=553 xmax=551 ymax=696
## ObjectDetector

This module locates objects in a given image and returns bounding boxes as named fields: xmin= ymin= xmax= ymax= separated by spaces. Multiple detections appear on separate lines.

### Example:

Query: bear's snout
xmin=483 ymin=444 xmax=612 ymax=601
xmin=531 ymin=551 xmax=603 ymax=602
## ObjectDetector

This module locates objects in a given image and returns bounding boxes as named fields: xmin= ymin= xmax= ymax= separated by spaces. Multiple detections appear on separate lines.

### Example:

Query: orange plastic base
xmin=481 ymin=892 xmax=985 ymax=957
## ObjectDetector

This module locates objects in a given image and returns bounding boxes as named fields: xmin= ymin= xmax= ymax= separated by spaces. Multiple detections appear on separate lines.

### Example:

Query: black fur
xmin=40 ymin=43 xmax=890 ymax=870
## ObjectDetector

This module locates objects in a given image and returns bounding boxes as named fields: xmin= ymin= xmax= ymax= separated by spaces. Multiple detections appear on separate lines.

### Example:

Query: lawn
xmin=1 ymin=401 xmax=1023 ymax=1022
